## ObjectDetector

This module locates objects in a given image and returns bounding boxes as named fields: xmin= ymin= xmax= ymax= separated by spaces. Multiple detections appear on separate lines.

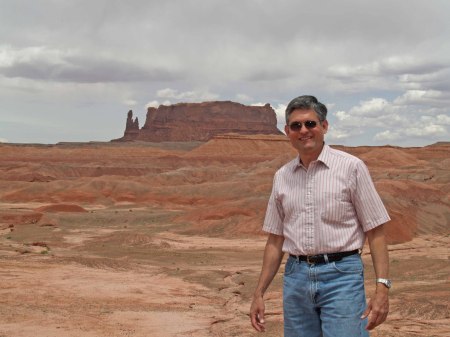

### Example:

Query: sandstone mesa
xmin=113 ymin=101 xmax=282 ymax=142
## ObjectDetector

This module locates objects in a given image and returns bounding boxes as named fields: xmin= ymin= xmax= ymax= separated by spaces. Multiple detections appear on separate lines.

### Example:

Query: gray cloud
xmin=0 ymin=46 xmax=180 ymax=83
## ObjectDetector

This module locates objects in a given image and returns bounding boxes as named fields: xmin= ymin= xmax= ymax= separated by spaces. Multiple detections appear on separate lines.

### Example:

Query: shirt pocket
xmin=320 ymin=191 xmax=353 ymax=224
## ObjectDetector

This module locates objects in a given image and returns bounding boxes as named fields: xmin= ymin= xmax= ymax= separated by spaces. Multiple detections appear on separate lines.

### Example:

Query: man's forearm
xmin=250 ymin=233 xmax=285 ymax=332
xmin=254 ymin=233 xmax=285 ymax=297
xmin=367 ymin=224 xmax=389 ymax=280
xmin=363 ymin=223 xmax=390 ymax=330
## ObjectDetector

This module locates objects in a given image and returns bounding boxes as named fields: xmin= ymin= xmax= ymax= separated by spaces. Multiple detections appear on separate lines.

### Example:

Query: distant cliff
xmin=112 ymin=101 xmax=283 ymax=142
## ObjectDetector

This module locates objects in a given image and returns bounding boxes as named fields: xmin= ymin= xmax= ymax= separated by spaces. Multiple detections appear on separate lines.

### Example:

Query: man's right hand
xmin=249 ymin=233 xmax=285 ymax=332
xmin=250 ymin=294 xmax=266 ymax=332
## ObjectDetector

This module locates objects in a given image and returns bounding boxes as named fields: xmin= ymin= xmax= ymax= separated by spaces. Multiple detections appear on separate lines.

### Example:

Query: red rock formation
xmin=113 ymin=101 xmax=282 ymax=142
xmin=121 ymin=110 xmax=140 ymax=141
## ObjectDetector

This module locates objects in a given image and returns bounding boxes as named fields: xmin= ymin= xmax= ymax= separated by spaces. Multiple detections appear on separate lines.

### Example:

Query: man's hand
xmin=250 ymin=294 xmax=266 ymax=332
xmin=365 ymin=224 xmax=390 ymax=330
xmin=361 ymin=287 xmax=389 ymax=330
xmin=249 ymin=233 xmax=284 ymax=332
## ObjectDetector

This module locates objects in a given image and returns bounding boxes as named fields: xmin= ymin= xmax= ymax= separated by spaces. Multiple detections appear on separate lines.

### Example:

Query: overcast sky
xmin=1 ymin=0 xmax=449 ymax=146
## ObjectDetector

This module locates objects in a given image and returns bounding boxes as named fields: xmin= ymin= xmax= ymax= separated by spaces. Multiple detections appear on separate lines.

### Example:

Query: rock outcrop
xmin=113 ymin=101 xmax=282 ymax=142
xmin=122 ymin=110 xmax=140 ymax=141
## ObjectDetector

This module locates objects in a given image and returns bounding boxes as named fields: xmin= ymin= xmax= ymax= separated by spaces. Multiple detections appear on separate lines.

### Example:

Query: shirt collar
xmin=317 ymin=144 xmax=331 ymax=168
xmin=292 ymin=143 xmax=331 ymax=171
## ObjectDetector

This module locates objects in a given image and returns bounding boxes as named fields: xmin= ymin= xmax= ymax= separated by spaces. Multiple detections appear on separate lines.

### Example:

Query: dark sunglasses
xmin=288 ymin=120 xmax=318 ymax=132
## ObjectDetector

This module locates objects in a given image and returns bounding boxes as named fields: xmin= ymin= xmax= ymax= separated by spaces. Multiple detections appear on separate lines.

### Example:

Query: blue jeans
xmin=283 ymin=254 xmax=369 ymax=337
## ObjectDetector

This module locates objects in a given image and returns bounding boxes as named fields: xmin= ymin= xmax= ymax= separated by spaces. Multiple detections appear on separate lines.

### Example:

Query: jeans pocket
xmin=332 ymin=258 xmax=363 ymax=275
xmin=284 ymin=257 xmax=296 ymax=276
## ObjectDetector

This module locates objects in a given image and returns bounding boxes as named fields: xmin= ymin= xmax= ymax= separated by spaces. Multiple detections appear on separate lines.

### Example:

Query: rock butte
xmin=113 ymin=101 xmax=283 ymax=142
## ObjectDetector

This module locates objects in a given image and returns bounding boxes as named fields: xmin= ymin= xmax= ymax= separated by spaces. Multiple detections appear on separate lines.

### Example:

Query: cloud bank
xmin=0 ymin=0 xmax=448 ymax=146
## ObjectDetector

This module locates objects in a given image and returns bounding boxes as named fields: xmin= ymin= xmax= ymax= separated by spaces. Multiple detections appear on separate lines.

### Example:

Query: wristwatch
xmin=376 ymin=278 xmax=392 ymax=289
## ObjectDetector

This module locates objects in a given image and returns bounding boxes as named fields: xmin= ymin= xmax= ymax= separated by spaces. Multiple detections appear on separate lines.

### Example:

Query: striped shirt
xmin=263 ymin=144 xmax=390 ymax=255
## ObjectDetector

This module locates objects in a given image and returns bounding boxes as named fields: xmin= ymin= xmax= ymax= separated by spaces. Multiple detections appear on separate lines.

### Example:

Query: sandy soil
xmin=0 ymin=207 xmax=448 ymax=337
xmin=0 ymin=207 xmax=271 ymax=337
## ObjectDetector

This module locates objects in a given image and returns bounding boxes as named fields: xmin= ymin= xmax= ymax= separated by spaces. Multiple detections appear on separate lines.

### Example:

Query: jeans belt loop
xmin=324 ymin=253 xmax=329 ymax=263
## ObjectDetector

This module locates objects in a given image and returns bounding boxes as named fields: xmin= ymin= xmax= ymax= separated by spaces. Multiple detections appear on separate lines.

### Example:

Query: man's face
xmin=284 ymin=108 xmax=328 ymax=155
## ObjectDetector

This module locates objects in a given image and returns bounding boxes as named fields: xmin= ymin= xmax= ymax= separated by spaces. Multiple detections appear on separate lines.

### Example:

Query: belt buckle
xmin=306 ymin=255 xmax=314 ymax=264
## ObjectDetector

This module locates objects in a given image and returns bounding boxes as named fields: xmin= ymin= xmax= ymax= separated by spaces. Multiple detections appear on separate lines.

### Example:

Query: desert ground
xmin=0 ymin=137 xmax=449 ymax=337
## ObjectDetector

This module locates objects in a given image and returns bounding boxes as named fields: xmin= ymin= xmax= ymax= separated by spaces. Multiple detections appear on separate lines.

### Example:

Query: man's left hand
xmin=361 ymin=288 xmax=389 ymax=330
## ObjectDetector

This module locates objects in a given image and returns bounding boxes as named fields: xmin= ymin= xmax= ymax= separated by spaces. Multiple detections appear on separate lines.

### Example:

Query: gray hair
xmin=285 ymin=95 xmax=327 ymax=124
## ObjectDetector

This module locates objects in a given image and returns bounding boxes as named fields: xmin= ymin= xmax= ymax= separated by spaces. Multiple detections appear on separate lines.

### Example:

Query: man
xmin=250 ymin=95 xmax=391 ymax=337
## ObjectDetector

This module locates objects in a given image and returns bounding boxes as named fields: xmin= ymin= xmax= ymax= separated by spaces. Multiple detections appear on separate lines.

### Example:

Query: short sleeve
xmin=262 ymin=173 xmax=285 ymax=235
xmin=351 ymin=160 xmax=391 ymax=232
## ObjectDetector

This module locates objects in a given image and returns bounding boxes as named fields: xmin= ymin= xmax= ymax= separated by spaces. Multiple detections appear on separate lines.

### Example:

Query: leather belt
xmin=289 ymin=249 xmax=359 ymax=264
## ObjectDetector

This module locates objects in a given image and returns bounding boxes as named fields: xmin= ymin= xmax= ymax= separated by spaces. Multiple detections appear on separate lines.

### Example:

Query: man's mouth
xmin=299 ymin=136 xmax=312 ymax=141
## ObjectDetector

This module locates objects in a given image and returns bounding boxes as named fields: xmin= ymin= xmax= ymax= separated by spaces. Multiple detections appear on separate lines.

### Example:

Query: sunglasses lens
xmin=289 ymin=122 xmax=302 ymax=131
xmin=305 ymin=121 xmax=317 ymax=129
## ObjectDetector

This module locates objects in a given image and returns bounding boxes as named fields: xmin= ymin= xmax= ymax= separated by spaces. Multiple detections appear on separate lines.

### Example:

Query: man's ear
xmin=284 ymin=124 xmax=290 ymax=135
xmin=322 ymin=120 xmax=329 ymax=134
